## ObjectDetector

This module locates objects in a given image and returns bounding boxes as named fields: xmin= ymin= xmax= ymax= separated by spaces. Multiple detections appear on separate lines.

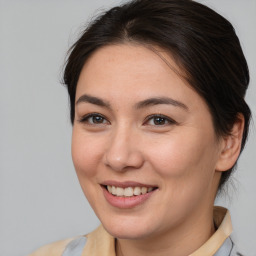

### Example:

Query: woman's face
xmin=72 ymin=44 xmax=223 ymax=240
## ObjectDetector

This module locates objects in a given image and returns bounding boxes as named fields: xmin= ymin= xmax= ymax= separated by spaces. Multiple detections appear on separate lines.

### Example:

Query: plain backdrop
xmin=0 ymin=0 xmax=255 ymax=255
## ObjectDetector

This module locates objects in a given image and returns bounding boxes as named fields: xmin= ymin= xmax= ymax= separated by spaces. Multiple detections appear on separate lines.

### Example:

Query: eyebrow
xmin=76 ymin=94 xmax=188 ymax=111
xmin=135 ymin=97 xmax=189 ymax=111
xmin=76 ymin=94 xmax=111 ymax=108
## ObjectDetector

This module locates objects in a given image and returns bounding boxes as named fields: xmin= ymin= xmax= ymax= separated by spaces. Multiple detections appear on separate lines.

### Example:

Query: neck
xmin=116 ymin=206 xmax=215 ymax=256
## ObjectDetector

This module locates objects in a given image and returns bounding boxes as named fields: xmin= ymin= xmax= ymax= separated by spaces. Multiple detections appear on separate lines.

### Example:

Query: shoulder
xmin=230 ymin=244 xmax=245 ymax=256
xmin=28 ymin=225 xmax=113 ymax=256
xmin=28 ymin=237 xmax=81 ymax=256
xmin=229 ymin=238 xmax=245 ymax=256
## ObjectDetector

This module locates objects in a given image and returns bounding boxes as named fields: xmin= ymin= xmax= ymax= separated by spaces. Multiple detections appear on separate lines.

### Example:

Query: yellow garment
xmin=29 ymin=206 xmax=232 ymax=256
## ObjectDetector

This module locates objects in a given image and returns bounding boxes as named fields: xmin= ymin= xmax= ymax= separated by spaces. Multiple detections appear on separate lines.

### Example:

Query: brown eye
xmin=145 ymin=114 xmax=177 ymax=126
xmin=153 ymin=117 xmax=167 ymax=125
xmin=79 ymin=113 xmax=109 ymax=125
xmin=92 ymin=115 xmax=105 ymax=123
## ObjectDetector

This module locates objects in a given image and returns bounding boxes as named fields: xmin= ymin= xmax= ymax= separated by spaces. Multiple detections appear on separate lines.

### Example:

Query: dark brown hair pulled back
xmin=63 ymin=0 xmax=251 ymax=190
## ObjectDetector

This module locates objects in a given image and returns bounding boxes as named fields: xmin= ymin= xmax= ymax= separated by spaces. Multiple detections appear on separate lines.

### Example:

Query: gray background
xmin=0 ymin=0 xmax=255 ymax=255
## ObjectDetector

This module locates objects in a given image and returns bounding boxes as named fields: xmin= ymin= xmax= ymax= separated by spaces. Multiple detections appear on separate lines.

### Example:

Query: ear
xmin=215 ymin=114 xmax=245 ymax=172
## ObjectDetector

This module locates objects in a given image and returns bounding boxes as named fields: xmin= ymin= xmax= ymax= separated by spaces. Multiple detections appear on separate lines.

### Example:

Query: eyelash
xmin=78 ymin=113 xmax=109 ymax=125
xmin=144 ymin=114 xmax=177 ymax=126
xmin=78 ymin=113 xmax=177 ymax=127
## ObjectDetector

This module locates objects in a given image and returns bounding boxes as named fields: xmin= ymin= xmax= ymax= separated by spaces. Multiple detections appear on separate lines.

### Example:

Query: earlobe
xmin=216 ymin=114 xmax=245 ymax=172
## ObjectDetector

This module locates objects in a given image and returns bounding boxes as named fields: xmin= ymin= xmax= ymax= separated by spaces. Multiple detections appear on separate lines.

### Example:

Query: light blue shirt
xmin=62 ymin=236 xmax=242 ymax=256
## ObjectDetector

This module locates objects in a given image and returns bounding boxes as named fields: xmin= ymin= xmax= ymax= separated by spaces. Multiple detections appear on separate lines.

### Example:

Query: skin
xmin=72 ymin=44 xmax=244 ymax=256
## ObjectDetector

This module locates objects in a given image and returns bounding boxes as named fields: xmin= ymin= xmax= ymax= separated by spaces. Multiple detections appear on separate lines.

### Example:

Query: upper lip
xmin=101 ymin=180 xmax=158 ymax=188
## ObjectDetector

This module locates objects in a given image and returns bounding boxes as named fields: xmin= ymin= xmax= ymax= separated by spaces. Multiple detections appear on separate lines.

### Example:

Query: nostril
xmin=103 ymin=140 xmax=144 ymax=172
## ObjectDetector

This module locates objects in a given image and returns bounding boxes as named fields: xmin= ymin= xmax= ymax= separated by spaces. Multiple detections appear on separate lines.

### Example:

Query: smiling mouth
xmin=103 ymin=185 xmax=158 ymax=197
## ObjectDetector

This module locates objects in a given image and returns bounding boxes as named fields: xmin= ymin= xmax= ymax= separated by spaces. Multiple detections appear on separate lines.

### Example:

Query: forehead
xmin=76 ymin=44 xmax=190 ymax=98
xmin=75 ymin=44 xmax=213 ymax=118
xmin=75 ymin=43 xmax=216 ymax=135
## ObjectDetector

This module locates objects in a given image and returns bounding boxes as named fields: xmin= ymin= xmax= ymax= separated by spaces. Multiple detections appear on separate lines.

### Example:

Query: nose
xmin=104 ymin=126 xmax=144 ymax=172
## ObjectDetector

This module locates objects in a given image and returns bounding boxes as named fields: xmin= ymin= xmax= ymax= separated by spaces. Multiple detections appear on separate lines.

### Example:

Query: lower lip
xmin=102 ymin=186 xmax=156 ymax=209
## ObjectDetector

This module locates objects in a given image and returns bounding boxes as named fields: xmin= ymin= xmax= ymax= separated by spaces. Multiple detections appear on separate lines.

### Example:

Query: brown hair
xmin=63 ymin=0 xmax=251 ymax=190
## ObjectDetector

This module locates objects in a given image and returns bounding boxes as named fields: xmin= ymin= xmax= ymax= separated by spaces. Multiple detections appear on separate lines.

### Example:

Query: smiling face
xmin=72 ymin=44 xmax=224 ymax=240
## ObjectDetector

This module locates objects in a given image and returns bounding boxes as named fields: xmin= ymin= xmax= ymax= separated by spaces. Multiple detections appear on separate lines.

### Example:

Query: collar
xmin=83 ymin=206 xmax=232 ymax=256
xmin=189 ymin=206 xmax=233 ymax=255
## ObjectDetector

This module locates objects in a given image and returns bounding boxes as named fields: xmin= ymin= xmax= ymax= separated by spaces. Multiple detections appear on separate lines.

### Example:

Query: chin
xmin=105 ymin=225 xmax=151 ymax=240
xmin=100 ymin=214 xmax=157 ymax=240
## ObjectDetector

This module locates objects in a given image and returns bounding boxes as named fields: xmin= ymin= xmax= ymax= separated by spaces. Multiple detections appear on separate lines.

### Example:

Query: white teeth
xmin=106 ymin=185 xmax=155 ymax=197
xmin=124 ymin=187 xmax=133 ymax=197
xmin=148 ymin=187 xmax=153 ymax=192
xmin=134 ymin=187 xmax=141 ymax=195
xmin=116 ymin=187 xmax=124 ymax=196
xmin=141 ymin=187 xmax=147 ymax=194
xmin=107 ymin=185 xmax=112 ymax=193
xmin=112 ymin=186 xmax=117 ymax=195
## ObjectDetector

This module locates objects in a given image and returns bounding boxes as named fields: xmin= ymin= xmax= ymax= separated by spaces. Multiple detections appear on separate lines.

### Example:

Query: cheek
xmin=146 ymin=130 xmax=218 ymax=180
xmin=71 ymin=128 xmax=106 ymax=209
xmin=71 ymin=128 xmax=104 ymax=178
xmin=146 ymin=131 xmax=219 ymax=220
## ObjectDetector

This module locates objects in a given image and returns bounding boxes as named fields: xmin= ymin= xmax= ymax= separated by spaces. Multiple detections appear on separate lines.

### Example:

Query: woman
xmin=30 ymin=0 xmax=251 ymax=255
